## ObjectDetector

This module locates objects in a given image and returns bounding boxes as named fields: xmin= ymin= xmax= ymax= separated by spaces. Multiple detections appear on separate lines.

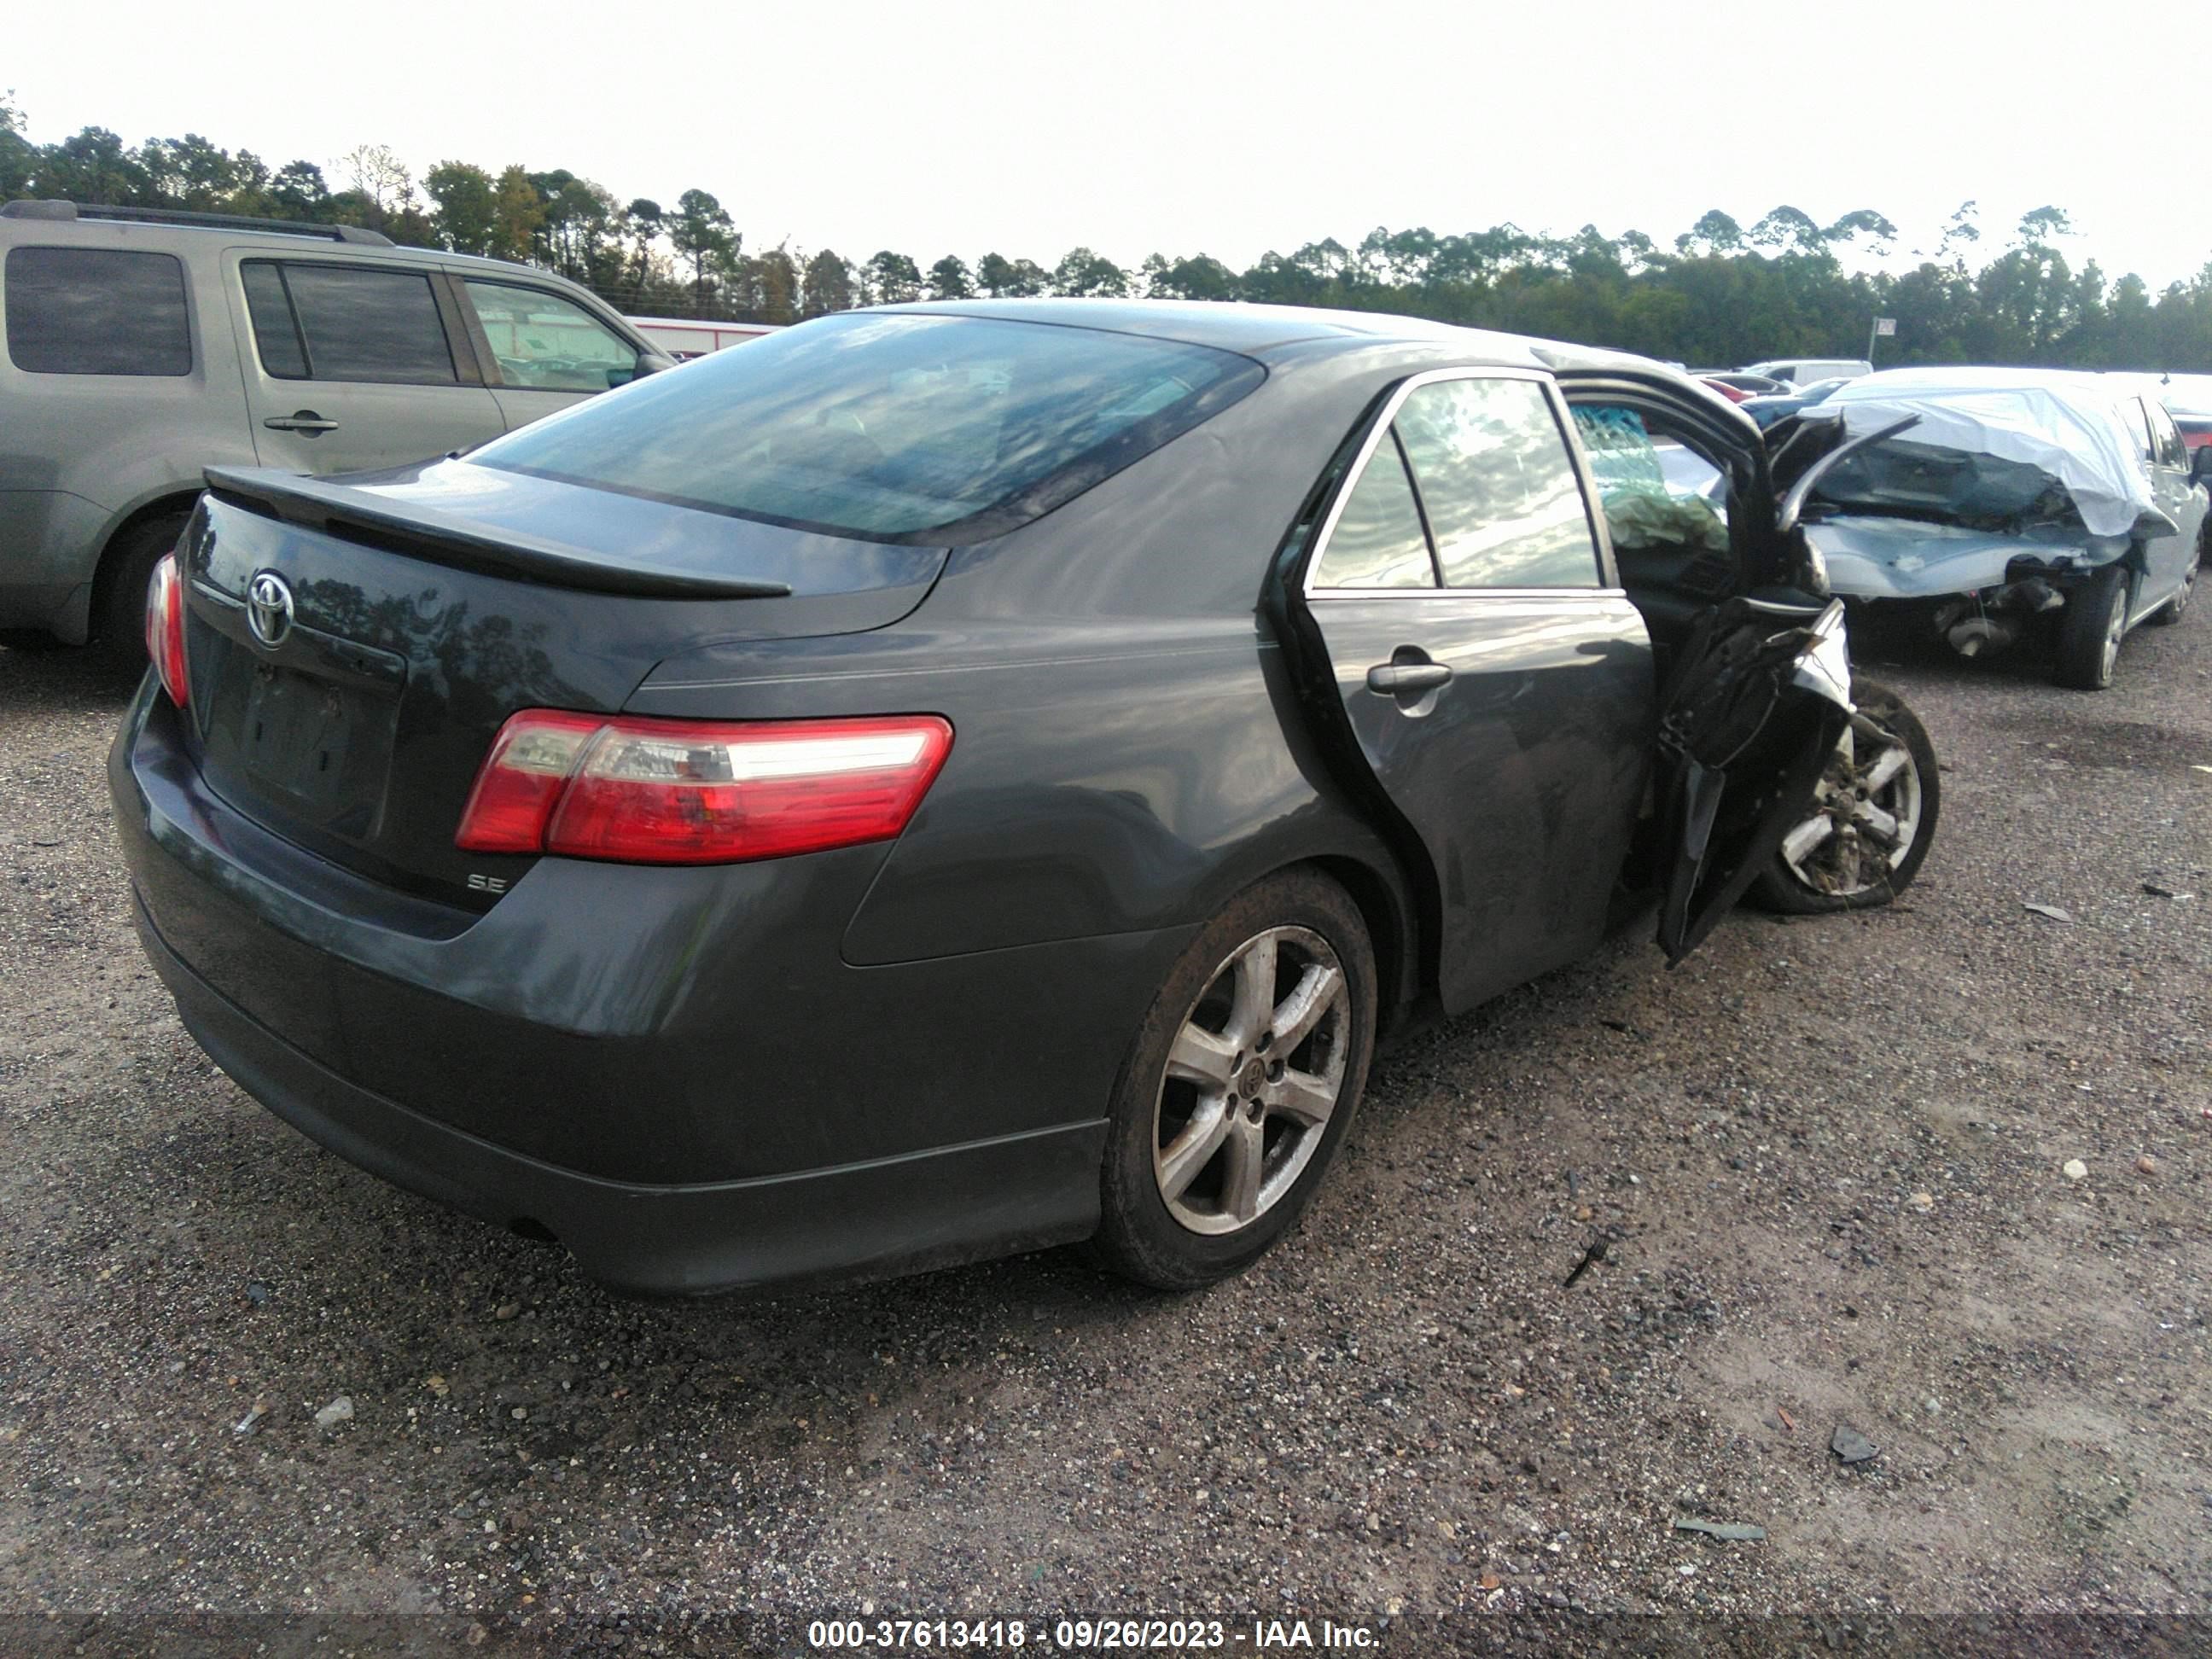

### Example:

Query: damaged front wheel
xmin=1750 ymin=680 xmax=1938 ymax=914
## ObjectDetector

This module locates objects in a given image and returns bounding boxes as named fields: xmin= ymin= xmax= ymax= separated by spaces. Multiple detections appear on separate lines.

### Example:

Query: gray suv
xmin=0 ymin=200 xmax=670 ymax=649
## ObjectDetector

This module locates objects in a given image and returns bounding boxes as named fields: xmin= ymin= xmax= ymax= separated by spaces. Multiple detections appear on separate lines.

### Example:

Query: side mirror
xmin=603 ymin=353 xmax=672 ymax=390
xmin=2190 ymin=445 xmax=2212 ymax=483
xmin=2133 ymin=505 xmax=2181 ymax=541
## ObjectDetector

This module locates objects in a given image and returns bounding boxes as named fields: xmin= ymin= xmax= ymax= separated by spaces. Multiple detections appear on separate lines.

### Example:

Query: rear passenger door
xmin=230 ymin=255 xmax=504 ymax=474
xmin=448 ymin=278 xmax=644 ymax=433
xmin=1297 ymin=369 xmax=1656 ymax=1014
xmin=2138 ymin=397 xmax=2202 ymax=613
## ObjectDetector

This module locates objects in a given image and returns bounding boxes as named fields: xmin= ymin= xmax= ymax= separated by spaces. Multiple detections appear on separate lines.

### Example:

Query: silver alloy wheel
xmin=1152 ymin=924 xmax=1351 ymax=1237
xmin=2098 ymin=576 xmax=2129 ymax=682
xmin=1776 ymin=708 xmax=1925 ymax=899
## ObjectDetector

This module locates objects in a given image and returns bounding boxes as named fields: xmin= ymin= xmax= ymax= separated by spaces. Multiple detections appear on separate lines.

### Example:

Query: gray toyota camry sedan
xmin=112 ymin=300 xmax=1887 ymax=1294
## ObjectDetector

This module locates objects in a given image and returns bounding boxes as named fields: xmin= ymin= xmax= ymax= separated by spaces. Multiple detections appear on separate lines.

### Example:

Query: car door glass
xmin=1570 ymin=404 xmax=1732 ymax=562
xmin=1394 ymin=378 xmax=1602 ymax=588
xmin=1310 ymin=433 xmax=1437 ymax=589
xmin=276 ymin=265 xmax=458 ymax=385
xmin=3 ymin=246 xmax=191 ymax=376
xmin=239 ymin=260 xmax=310 ymax=379
xmin=2117 ymin=397 xmax=2154 ymax=463
xmin=2145 ymin=399 xmax=2187 ymax=471
xmin=462 ymin=281 xmax=638 ymax=393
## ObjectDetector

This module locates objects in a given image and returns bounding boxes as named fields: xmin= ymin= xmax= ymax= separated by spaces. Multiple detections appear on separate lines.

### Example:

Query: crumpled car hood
xmin=1805 ymin=517 xmax=2118 ymax=600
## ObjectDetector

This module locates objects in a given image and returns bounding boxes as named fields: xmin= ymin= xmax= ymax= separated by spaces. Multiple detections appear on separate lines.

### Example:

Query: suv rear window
xmin=4 ymin=247 xmax=192 ymax=376
xmin=468 ymin=312 xmax=1264 ymax=542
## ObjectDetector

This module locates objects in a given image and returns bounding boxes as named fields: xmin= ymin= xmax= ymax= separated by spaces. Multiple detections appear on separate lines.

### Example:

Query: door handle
xmin=264 ymin=411 xmax=338 ymax=434
xmin=1365 ymin=661 xmax=1453 ymax=695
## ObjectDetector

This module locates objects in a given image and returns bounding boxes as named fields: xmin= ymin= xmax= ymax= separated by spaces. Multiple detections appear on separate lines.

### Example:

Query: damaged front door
xmin=1551 ymin=373 xmax=1873 ymax=963
xmin=1648 ymin=597 xmax=1853 ymax=961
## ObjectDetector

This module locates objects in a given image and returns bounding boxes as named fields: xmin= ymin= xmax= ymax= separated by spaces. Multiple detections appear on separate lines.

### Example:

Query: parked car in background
xmin=1780 ymin=367 xmax=2204 ymax=688
xmin=1696 ymin=371 xmax=1789 ymax=403
xmin=0 ymin=200 xmax=672 ymax=651
xmin=1738 ymin=375 xmax=1858 ymax=429
xmin=1742 ymin=357 xmax=1874 ymax=387
xmin=626 ymin=316 xmax=783 ymax=361
xmin=112 ymin=300 xmax=1899 ymax=1295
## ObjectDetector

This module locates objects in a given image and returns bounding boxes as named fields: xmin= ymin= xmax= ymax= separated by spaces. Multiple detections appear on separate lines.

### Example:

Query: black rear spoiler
xmin=201 ymin=467 xmax=793 ymax=601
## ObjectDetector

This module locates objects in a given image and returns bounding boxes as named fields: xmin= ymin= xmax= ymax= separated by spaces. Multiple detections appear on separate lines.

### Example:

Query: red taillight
xmin=144 ymin=551 xmax=189 ymax=708
xmin=455 ymin=711 xmax=954 ymax=865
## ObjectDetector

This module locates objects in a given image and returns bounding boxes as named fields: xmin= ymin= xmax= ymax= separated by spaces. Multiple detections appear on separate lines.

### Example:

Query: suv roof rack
xmin=1 ymin=199 xmax=397 ymax=247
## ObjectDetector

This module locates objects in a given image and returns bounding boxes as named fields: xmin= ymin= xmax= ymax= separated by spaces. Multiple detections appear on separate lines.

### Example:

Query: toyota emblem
xmin=246 ymin=571 xmax=294 ymax=649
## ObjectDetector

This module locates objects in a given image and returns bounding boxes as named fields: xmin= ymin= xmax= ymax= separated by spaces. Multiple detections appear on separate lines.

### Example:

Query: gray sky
xmin=9 ymin=0 xmax=2203 ymax=285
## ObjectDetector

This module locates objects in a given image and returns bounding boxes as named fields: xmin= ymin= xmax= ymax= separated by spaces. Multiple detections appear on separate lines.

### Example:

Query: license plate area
xmin=245 ymin=666 xmax=381 ymax=819
xmin=195 ymin=626 xmax=405 ymax=844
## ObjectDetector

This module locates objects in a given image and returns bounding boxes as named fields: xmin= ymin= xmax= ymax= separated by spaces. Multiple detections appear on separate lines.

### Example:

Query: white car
xmin=1743 ymin=356 xmax=1875 ymax=386
xmin=1782 ymin=367 xmax=2204 ymax=688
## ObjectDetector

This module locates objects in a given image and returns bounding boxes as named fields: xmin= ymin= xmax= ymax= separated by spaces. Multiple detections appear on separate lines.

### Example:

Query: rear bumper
xmin=111 ymin=684 xmax=1188 ymax=1294
xmin=135 ymin=896 xmax=1103 ymax=1295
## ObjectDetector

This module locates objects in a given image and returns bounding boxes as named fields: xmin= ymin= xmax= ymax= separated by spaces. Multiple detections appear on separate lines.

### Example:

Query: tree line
xmin=8 ymin=96 xmax=2212 ymax=371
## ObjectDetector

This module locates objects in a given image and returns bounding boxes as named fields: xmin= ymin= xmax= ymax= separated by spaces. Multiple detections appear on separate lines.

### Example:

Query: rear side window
xmin=1394 ymin=377 xmax=1602 ymax=589
xmin=4 ymin=246 xmax=192 ymax=376
xmin=1311 ymin=435 xmax=1435 ymax=589
xmin=242 ymin=261 xmax=457 ymax=385
xmin=240 ymin=261 xmax=308 ymax=378
xmin=468 ymin=312 xmax=1264 ymax=543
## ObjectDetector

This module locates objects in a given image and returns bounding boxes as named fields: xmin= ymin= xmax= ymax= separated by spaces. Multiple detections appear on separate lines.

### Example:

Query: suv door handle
xmin=1366 ymin=660 xmax=1453 ymax=695
xmin=264 ymin=411 xmax=338 ymax=434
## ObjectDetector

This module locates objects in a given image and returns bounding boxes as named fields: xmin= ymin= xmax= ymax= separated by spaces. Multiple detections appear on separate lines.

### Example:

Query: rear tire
xmin=95 ymin=512 xmax=189 ymax=662
xmin=1086 ymin=869 xmax=1377 ymax=1290
xmin=2052 ymin=563 xmax=2131 ymax=690
xmin=1752 ymin=679 xmax=1939 ymax=914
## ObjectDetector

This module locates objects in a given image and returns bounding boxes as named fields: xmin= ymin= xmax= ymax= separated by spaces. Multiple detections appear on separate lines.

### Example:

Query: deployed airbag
xmin=1807 ymin=370 xmax=2155 ymax=538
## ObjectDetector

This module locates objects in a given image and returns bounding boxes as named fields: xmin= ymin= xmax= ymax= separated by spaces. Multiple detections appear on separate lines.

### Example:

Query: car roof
xmin=873 ymin=297 xmax=1577 ymax=366
xmin=1841 ymin=364 xmax=2132 ymax=402
xmin=1 ymin=202 xmax=592 ymax=288
xmin=865 ymin=300 xmax=1714 ymax=395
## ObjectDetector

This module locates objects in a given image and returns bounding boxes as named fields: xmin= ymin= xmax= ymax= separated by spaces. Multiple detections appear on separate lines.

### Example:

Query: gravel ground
xmin=1 ymin=608 xmax=2208 ymax=1656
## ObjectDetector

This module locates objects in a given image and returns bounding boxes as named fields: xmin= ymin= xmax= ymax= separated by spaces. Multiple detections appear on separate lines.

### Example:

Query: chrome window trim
xmin=1309 ymin=585 xmax=1633 ymax=602
xmin=1301 ymin=365 xmax=1619 ymax=600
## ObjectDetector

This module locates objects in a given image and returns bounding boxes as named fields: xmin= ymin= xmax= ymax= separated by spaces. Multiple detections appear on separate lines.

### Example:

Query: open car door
xmin=1648 ymin=596 xmax=1852 ymax=960
xmin=1548 ymin=363 xmax=1883 ymax=963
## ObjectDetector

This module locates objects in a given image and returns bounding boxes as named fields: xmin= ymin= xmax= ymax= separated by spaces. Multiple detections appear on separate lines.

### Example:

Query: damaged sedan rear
xmin=1773 ymin=368 xmax=2205 ymax=688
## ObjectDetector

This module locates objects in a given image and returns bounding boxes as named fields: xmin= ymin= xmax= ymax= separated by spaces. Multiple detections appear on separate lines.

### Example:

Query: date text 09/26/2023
xmin=806 ymin=1617 xmax=1381 ymax=1650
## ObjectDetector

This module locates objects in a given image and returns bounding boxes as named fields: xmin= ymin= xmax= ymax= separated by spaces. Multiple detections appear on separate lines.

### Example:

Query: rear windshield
xmin=467 ymin=312 xmax=1264 ymax=543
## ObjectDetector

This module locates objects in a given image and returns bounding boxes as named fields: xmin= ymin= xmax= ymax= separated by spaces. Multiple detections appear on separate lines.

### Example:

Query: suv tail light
xmin=144 ymin=551 xmax=189 ymax=708
xmin=455 ymin=711 xmax=953 ymax=864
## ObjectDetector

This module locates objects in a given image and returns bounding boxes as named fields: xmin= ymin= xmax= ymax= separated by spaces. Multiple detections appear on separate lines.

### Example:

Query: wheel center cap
xmin=1239 ymin=1059 xmax=1268 ymax=1097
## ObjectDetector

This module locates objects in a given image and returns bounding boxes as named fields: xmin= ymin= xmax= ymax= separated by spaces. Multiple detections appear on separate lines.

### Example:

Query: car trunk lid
xmin=179 ymin=461 xmax=946 ymax=905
